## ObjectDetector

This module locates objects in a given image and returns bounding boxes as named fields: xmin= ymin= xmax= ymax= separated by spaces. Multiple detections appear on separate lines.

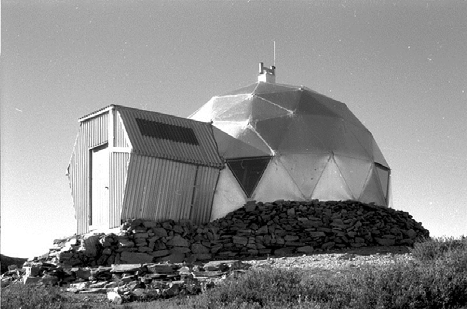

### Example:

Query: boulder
xmin=79 ymin=234 xmax=101 ymax=257
xmin=107 ymin=290 xmax=123 ymax=305
xmin=74 ymin=267 xmax=92 ymax=280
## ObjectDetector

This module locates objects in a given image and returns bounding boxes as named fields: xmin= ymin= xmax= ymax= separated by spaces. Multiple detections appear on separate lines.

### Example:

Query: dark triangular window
xmin=226 ymin=157 xmax=271 ymax=198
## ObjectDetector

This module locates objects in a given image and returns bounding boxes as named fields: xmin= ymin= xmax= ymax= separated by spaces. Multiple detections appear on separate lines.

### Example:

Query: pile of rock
xmin=1 ymin=200 xmax=430 ymax=303
xmin=47 ymin=200 xmax=428 ymax=266
xmin=1 ymin=259 xmax=250 ymax=303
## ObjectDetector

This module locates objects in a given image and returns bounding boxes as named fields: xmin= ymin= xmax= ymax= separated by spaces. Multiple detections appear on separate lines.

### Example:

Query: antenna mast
xmin=273 ymin=41 xmax=276 ymax=66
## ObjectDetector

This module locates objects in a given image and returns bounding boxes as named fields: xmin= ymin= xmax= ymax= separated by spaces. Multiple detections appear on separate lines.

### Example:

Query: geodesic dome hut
xmin=190 ymin=63 xmax=391 ymax=220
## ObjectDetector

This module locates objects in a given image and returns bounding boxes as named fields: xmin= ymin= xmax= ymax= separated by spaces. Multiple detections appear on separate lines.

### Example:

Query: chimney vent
xmin=258 ymin=62 xmax=276 ymax=83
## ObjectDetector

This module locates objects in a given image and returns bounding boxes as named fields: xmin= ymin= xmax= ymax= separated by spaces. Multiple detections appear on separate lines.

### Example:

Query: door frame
xmin=89 ymin=143 xmax=109 ymax=229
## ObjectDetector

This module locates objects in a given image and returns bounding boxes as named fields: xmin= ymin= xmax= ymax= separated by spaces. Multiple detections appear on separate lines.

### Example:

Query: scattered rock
xmin=107 ymin=290 xmax=123 ymax=304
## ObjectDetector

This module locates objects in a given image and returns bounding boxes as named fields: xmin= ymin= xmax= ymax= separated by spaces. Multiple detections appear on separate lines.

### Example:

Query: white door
xmin=91 ymin=145 xmax=109 ymax=230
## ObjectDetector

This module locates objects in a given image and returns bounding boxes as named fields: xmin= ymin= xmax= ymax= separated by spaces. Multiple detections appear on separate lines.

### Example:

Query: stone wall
xmin=50 ymin=200 xmax=429 ymax=266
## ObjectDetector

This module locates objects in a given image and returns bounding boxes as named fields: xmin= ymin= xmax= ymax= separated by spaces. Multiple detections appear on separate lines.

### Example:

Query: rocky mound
xmin=48 ymin=200 xmax=429 ymax=267
xmin=1 ymin=200 xmax=429 ymax=302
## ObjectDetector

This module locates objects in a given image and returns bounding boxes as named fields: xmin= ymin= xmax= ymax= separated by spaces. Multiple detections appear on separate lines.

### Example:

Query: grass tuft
xmin=410 ymin=236 xmax=467 ymax=261
xmin=1 ymin=283 xmax=66 ymax=309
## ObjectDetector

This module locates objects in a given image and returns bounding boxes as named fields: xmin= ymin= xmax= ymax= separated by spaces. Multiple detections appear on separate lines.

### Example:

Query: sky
xmin=1 ymin=0 xmax=466 ymax=258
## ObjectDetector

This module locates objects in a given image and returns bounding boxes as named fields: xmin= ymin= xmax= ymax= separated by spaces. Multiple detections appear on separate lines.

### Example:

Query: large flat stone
xmin=193 ymin=253 xmax=212 ymax=261
xmin=308 ymin=231 xmax=326 ymax=238
xmin=120 ymin=252 xmax=154 ymax=264
xmin=156 ymin=253 xmax=185 ymax=263
xmin=297 ymin=246 xmax=314 ymax=254
xmin=232 ymin=236 xmax=248 ymax=246
xmin=147 ymin=264 xmax=176 ymax=274
xmin=151 ymin=250 xmax=170 ymax=258
xmin=191 ymin=243 xmax=209 ymax=254
xmin=151 ymin=228 xmax=168 ymax=237
xmin=274 ymin=247 xmax=295 ymax=256
xmin=170 ymin=247 xmax=191 ymax=254
xmin=110 ymin=264 xmax=142 ymax=273
xmin=166 ymin=235 xmax=189 ymax=247
xmin=375 ymin=238 xmax=395 ymax=246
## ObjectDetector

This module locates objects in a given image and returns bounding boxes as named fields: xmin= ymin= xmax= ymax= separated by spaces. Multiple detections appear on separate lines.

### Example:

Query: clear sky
xmin=2 ymin=0 xmax=466 ymax=258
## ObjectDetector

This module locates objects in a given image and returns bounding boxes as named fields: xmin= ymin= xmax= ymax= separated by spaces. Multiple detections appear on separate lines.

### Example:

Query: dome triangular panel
xmin=360 ymin=167 xmax=386 ymax=205
xmin=213 ymin=127 xmax=271 ymax=158
xmin=375 ymin=165 xmax=390 ymax=201
xmin=216 ymin=97 xmax=254 ymax=122
xmin=210 ymin=95 xmax=251 ymax=121
xmin=236 ymin=127 xmax=273 ymax=156
xmin=307 ymin=92 xmax=365 ymax=127
xmin=256 ymin=90 xmax=301 ymax=112
xmin=311 ymin=157 xmax=353 ymax=201
xmin=296 ymin=91 xmax=341 ymax=117
xmin=334 ymin=155 xmax=372 ymax=200
xmin=277 ymin=116 xmax=328 ymax=154
xmin=279 ymin=153 xmax=330 ymax=199
xmin=372 ymin=140 xmax=389 ymax=167
xmin=253 ymin=158 xmax=305 ymax=201
xmin=214 ymin=121 xmax=248 ymax=138
xmin=254 ymin=116 xmax=291 ymax=151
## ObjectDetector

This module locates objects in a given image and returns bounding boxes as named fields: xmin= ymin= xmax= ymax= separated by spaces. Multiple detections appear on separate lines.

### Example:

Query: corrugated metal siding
xmin=121 ymin=155 xmax=219 ymax=224
xmin=68 ymin=113 xmax=109 ymax=234
xmin=84 ymin=112 xmax=108 ymax=148
xmin=67 ymin=151 xmax=79 ymax=233
xmin=116 ymin=106 xmax=223 ymax=168
xmin=109 ymin=152 xmax=130 ymax=228
xmin=114 ymin=112 xmax=130 ymax=148
xmin=190 ymin=166 xmax=220 ymax=223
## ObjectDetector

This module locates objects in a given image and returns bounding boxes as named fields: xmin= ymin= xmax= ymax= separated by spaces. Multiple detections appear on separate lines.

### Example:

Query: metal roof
xmin=79 ymin=105 xmax=224 ymax=168
xmin=115 ymin=105 xmax=223 ymax=168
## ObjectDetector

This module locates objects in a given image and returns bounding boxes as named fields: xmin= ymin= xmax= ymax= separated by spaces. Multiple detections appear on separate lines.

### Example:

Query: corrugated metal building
xmin=67 ymin=105 xmax=224 ymax=234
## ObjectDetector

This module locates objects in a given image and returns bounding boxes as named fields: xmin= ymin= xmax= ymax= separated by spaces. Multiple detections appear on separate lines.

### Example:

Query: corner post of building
xmin=108 ymin=106 xmax=115 ymax=149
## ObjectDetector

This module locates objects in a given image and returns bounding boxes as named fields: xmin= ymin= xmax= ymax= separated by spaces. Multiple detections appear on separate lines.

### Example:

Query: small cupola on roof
xmin=258 ymin=62 xmax=276 ymax=83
